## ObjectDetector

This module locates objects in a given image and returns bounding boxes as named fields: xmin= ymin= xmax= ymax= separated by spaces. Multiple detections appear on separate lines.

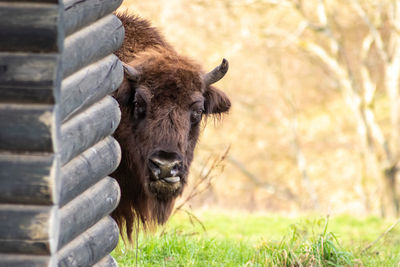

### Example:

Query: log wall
xmin=0 ymin=0 xmax=124 ymax=266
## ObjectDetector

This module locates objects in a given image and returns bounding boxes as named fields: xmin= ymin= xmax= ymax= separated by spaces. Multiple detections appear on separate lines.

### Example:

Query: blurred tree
xmin=267 ymin=0 xmax=400 ymax=216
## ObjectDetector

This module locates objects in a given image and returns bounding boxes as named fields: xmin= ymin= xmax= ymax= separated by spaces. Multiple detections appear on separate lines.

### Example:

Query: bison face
xmin=129 ymin=85 xmax=203 ymax=201
xmin=112 ymin=49 xmax=230 ymax=230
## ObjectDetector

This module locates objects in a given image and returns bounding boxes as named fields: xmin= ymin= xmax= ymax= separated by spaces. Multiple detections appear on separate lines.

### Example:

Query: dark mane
xmin=114 ymin=12 xmax=173 ymax=62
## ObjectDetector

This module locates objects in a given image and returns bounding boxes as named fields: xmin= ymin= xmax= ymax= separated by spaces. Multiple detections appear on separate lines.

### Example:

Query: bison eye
xmin=133 ymin=93 xmax=146 ymax=120
xmin=190 ymin=108 xmax=204 ymax=125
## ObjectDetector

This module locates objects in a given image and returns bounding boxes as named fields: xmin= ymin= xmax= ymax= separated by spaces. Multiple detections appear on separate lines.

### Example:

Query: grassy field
xmin=111 ymin=210 xmax=400 ymax=266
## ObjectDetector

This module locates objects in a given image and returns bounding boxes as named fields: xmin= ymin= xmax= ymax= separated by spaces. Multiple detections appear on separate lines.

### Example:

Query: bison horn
xmin=203 ymin=58 xmax=229 ymax=86
xmin=122 ymin=62 xmax=140 ymax=81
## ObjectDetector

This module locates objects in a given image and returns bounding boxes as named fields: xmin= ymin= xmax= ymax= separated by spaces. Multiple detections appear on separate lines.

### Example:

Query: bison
xmin=111 ymin=12 xmax=231 ymax=240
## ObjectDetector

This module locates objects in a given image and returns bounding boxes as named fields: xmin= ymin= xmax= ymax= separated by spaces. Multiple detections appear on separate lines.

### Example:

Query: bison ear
xmin=122 ymin=61 xmax=140 ymax=81
xmin=114 ymin=62 xmax=140 ymax=106
xmin=204 ymin=85 xmax=231 ymax=114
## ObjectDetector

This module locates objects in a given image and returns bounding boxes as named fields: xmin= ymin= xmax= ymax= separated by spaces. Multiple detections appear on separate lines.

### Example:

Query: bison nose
xmin=148 ymin=151 xmax=183 ymax=181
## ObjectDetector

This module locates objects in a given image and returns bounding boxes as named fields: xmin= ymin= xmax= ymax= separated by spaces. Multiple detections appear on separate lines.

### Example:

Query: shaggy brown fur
xmin=111 ymin=12 xmax=231 ymax=240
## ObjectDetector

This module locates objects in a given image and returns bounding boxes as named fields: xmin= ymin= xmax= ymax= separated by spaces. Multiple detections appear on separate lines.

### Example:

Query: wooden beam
xmin=60 ymin=95 xmax=120 ymax=165
xmin=0 ymin=254 xmax=54 ymax=267
xmin=62 ymin=14 xmax=124 ymax=78
xmin=60 ymin=54 xmax=123 ymax=122
xmin=93 ymin=255 xmax=118 ymax=267
xmin=59 ymin=136 xmax=121 ymax=207
xmin=0 ymin=153 xmax=59 ymax=205
xmin=0 ymin=104 xmax=59 ymax=153
xmin=0 ymin=0 xmax=60 ymax=3
xmin=0 ymin=2 xmax=62 ymax=53
xmin=0 ymin=53 xmax=59 ymax=104
xmin=64 ymin=0 xmax=123 ymax=36
xmin=58 ymin=177 xmax=120 ymax=249
xmin=0 ymin=204 xmax=59 ymax=255
xmin=57 ymin=216 xmax=119 ymax=267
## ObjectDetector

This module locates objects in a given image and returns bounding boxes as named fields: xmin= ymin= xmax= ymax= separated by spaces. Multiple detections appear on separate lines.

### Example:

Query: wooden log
xmin=60 ymin=54 xmax=123 ymax=121
xmin=0 ymin=0 xmax=60 ymax=3
xmin=62 ymin=14 xmax=124 ymax=78
xmin=93 ymin=255 xmax=118 ymax=267
xmin=0 ymin=2 xmax=62 ymax=53
xmin=0 ymin=153 xmax=59 ymax=205
xmin=0 ymin=204 xmax=59 ymax=255
xmin=58 ymin=177 xmax=120 ymax=249
xmin=60 ymin=95 xmax=120 ymax=165
xmin=64 ymin=0 xmax=123 ymax=36
xmin=59 ymin=136 xmax=121 ymax=207
xmin=57 ymin=216 xmax=119 ymax=267
xmin=0 ymin=254 xmax=53 ymax=267
xmin=0 ymin=53 xmax=59 ymax=103
xmin=0 ymin=103 xmax=59 ymax=153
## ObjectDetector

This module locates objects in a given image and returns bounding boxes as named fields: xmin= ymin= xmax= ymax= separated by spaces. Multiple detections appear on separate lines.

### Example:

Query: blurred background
xmin=117 ymin=0 xmax=400 ymax=218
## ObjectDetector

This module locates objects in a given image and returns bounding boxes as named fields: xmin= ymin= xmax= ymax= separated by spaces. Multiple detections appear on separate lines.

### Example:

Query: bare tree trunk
xmin=274 ymin=54 xmax=320 ymax=210
xmin=382 ymin=167 xmax=400 ymax=217
xmin=359 ymin=151 xmax=372 ymax=212
xmin=289 ymin=0 xmax=400 ymax=216
xmin=263 ymin=0 xmax=400 ymax=215
xmin=286 ymin=96 xmax=319 ymax=210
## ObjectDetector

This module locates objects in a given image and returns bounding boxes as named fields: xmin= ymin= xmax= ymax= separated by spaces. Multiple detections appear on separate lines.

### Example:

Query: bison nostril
xmin=170 ymin=164 xmax=180 ymax=177
xmin=148 ymin=159 xmax=161 ymax=178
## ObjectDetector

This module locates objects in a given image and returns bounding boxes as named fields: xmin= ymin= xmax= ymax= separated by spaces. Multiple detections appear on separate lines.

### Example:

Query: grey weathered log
xmin=0 ymin=104 xmax=59 ymax=153
xmin=0 ymin=2 xmax=62 ymax=53
xmin=0 ymin=0 xmax=123 ymax=264
xmin=59 ymin=136 xmax=121 ymax=207
xmin=0 ymin=204 xmax=59 ymax=255
xmin=0 ymin=53 xmax=59 ymax=103
xmin=58 ymin=177 xmax=120 ymax=249
xmin=0 ymin=153 xmax=59 ymax=205
xmin=60 ymin=95 xmax=120 ymax=165
xmin=93 ymin=255 xmax=118 ymax=267
xmin=60 ymin=54 xmax=123 ymax=121
xmin=0 ymin=0 xmax=60 ymax=3
xmin=57 ymin=216 xmax=119 ymax=267
xmin=0 ymin=254 xmax=53 ymax=267
xmin=62 ymin=14 xmax=124 ymax=78
xmin=64 ymin=0 xmax=123 ymax=36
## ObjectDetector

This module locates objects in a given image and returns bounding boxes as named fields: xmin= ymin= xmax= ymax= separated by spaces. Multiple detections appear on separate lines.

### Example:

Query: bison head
xmin=112 ymin=48 xmax=230 ymax=239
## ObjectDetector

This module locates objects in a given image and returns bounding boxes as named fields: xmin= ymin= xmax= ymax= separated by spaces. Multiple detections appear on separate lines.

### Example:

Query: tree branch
xmin=298 ymin=40 xmax=345 ymax=78
xmin=227 ymin=156 xmax=296 ymax=200
xmin=362 ymin=217 xmax=400 ymax=253
xmin=350 ymin=0 xmax=388 ymax=62
xmin=360 ymin=34 xmax=375 ymax=105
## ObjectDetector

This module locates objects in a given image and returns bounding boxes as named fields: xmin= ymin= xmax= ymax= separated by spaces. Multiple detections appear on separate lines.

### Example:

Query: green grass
xmin=111 ymin=211 xmax=400 ymax=266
